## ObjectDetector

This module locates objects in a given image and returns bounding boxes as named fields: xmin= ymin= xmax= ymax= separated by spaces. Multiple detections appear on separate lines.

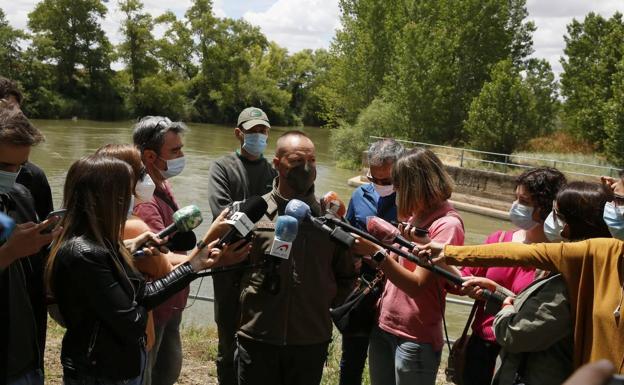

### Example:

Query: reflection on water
xmin=30 ymin=119 xmax=511 ymax=334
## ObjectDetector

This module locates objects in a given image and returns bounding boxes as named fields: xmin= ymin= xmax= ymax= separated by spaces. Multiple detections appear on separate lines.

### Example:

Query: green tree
xmin=154 ymin=11 xmax=197 ymax=80
xmin=28 ymin=0 xmax=111 ymax=96
xmin=524 ymin=58 xmax=559 ymax=135
xmin=118 ymin=0 xmax=158 ymax=93
xmin=560 ymin=12 xmax=624 ymax=148
xmin=0 ymin=8 xmax=26 ymax=80
xmin=464 ymin=59 xmax=538 ymax=154
xmin=604 ymin=59 xmax=624 ymax=167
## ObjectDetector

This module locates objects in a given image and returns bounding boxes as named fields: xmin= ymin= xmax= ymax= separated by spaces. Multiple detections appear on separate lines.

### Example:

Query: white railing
xmin=370 ymin=136 xmax=622 ymax=179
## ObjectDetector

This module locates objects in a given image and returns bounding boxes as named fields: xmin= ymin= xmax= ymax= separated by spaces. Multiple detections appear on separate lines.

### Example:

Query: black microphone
xmin=166 ymin=231 xmax=197 ymax=252
xmin=263 ymin=215 xmax=299 ymax=294
xmin=219 ymin=196 xmax=268 ymax=247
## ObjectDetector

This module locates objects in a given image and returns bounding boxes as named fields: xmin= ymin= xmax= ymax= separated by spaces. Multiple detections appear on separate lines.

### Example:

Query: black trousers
xmin=236 ymin=337 xmax=330 ymax=385
xmin=463 ymin=334 xmax=501 ymax=385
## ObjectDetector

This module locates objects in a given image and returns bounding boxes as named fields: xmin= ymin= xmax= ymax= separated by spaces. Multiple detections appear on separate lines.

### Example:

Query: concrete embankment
xmin=349 ymin=165 xmax=515 ymax=221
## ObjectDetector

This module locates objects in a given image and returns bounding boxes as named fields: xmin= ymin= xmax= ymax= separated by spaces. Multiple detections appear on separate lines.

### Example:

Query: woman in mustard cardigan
xmin=422 ymin=238 xmax=624 ymax=373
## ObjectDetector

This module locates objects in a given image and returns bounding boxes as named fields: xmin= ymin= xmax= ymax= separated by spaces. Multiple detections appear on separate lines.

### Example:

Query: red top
xmin=461 ymin=230 xmax=535 ymax=342
xmin=134 ymin=181 xmax=190 ymax=326
xmin=377 ymin=201 xmax=465 ymax=351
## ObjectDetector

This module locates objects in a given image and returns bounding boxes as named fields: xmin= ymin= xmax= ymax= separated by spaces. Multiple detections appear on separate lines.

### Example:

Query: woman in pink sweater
xmin=460 ymin=167 xmax=566 ymax=385
xmin=353 ymin=147 xmax=464 ymax=385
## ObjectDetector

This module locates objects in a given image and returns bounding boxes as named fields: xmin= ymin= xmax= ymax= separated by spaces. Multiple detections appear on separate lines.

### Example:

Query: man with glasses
xmin=207 ymin=107 xmax=276 ymax=385
xmin=340 ymin=138 xmax=404 ymax=385
xmin=132 ymin=116 xmax=190 ymax=385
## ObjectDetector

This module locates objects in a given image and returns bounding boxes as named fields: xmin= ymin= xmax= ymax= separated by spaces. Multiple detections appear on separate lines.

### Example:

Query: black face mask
xmin=285 ymin=163 xmax=316 ymax=194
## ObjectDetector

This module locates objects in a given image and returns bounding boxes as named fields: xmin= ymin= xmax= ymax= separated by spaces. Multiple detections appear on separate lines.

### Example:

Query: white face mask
xmin=135 ymin=174 xmax=155 ymax=203
xmin=373 ymin=183 xmax=395 ymax=197
xmin=509 ymin=201 xmax=538 ymax=230
xmin=543 ymin=211 xmax=567 ymax=242
xmin=159 ymin=156 xmax=185 ymax=179
xmin=603 ymin=201 xmax=624 ymax=240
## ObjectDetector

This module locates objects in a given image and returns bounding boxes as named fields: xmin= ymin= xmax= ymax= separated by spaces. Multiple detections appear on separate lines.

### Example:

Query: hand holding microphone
xmin=285 ymin=199 xmax=355 ymax=248
xmin=131 ymin=205 xmax=203 ymax=258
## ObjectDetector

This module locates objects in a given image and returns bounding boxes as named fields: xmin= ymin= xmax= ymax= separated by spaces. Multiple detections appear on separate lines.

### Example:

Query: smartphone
xmin=390 ymin=220 xmax=429 ymax=237
xmin=607 ymin=375 xmax=624 ymax=385
xmin=41 ymin=209 xmax=67 ymax=234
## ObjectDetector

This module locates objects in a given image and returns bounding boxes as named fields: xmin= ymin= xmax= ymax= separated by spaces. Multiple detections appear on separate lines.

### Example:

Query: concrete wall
xmin=446 ymin=165 xmax=516 ymax=204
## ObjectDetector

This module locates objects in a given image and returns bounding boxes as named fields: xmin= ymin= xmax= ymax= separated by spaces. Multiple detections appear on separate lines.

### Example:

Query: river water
xmin=30 ymin=119 xmax=512 ymax=338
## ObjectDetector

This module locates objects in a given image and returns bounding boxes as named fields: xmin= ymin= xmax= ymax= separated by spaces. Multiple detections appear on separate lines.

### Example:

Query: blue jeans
xmin=8 ymin=369 xmax=44 ymax=385
xmin=368 ymin=326 xmax=441 ymax=385
xmin=339 ymin=335 xmax=369 ymax=385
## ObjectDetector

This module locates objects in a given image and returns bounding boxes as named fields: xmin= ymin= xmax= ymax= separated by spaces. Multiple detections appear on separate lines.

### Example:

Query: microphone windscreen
xmin=239 ymin=196 xmax=268 ymax=223
xmin=285 ymin=199 xmax=311 ymax=223
xmin=172 ymin=205 xmax=203 ymax=232
xmin=275 ymin=215 xmax=299 ymax=242
xmin=167 ymin=230 xmax=197 ymax=252
xmin=322 ymin=191 xmax=346 ymax=218
xmin=366 ymin=216 xmax=400 ymax=244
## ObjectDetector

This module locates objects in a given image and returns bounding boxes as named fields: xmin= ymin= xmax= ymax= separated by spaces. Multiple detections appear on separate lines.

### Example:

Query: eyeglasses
xmin=366 ymin=171 xmax=393 ymax=186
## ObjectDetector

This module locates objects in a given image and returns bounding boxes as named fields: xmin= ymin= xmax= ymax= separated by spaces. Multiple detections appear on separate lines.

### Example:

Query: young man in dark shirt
xmin=207 ymin=107 xmax=277 ymax=385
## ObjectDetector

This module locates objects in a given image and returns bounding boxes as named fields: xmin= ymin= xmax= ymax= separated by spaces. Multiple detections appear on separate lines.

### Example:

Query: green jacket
xmin=492 ymin=273 xmax=573 ymax=385
xmin=237 ymin=184 xmax=356 ymax=345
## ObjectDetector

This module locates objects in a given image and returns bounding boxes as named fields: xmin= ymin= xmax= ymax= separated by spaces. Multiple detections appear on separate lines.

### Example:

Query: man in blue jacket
xmin=340 ymin=139 xmax=404 ymax=385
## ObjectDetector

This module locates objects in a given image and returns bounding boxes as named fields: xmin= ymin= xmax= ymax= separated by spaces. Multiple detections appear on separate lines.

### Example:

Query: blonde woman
xmin=353 ymin=147 xmax=465 ymax=385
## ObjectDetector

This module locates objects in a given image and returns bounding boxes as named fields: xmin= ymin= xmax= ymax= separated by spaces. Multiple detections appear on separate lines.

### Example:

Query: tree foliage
xmin=560 ymin=12 xmax=624 ymax=149
xmin=464 ymin=59 xmax=538 ymax=154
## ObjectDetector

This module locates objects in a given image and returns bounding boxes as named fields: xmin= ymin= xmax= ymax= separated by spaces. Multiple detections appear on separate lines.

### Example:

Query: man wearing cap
xmin=207 ymin=106 xmax=277 ymax=385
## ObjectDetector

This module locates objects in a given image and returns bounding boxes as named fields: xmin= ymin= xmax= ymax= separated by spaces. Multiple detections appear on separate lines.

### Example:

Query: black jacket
xmin=52 ymin=236 xmax=196 ymax=380
xmin=0 ymin=185 xmax=41 ymax=384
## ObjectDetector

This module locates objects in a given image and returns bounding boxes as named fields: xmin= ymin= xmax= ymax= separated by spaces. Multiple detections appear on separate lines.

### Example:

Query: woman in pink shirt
xmin=460 ymin=167 xmax=566 ymax=385
xmin=353 ymin=147 xmax=464 ymax=385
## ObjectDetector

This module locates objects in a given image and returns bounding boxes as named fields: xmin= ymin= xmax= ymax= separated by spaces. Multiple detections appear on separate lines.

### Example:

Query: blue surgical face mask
xmin=0 ymin=167 xmax=21 ymax=194
xmin=159 ymin=156 xmax=185 ymax=179
xmin=127 ymin=195 xmax=135 ymax=219
xmin=242 ymin=133 xmax=268 ymax=157
xmin=544 ymin=211 xmax=567 ymax=242
xmin=509 ymin=201 xmax=538 ymax=230
xmin=603 ymin=202 xmax=624 ymax=240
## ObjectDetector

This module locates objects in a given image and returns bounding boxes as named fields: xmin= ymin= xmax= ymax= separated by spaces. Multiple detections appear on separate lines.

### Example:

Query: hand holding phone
xmin=41 ymin=209 xmax=67 ymax=234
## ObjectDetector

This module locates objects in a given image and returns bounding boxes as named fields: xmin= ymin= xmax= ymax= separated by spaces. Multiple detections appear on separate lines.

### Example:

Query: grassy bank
xmin=44 ymin=320 xmax=452 ymax=384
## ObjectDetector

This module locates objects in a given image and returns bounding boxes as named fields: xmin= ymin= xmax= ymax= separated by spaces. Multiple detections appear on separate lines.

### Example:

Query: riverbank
xmin=43 ymin=320 xmax=452 ymax=385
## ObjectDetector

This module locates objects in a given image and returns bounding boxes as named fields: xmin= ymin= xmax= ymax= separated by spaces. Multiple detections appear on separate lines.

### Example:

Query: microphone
xmin=160 ymin=205 xmax=203 ymax=239
xmin=322 ymin=215 xmax=507 ymax=305
xmin=133 ymin=205 xmax=202 ymax=258
xmin=285 ymin=199 xmax=355 ymax=248
xmin=321 ymin=191 xmax=346 ymax=219
xmin=0 ymin=212 xmax=15 ymax=242
xmin=219 ymin=196 xmax=268 ymax=247
xmin=264 ymin=215 xmax=299 ymax=294
xmin=367 ymin=216 xmax=427 ymax=250
xmin=166 ymin=230 xmax=197 ymax=252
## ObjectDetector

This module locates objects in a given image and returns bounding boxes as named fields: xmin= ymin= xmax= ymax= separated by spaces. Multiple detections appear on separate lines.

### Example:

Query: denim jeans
xmin=8 ymin=369 xmax=44 ymax=385
xmin=63 ymin=349 xmax=146 ymax=385
xmin=339 ymin=335 xmax=369 ymax=385
xmin=368 ymin=326 xmax=441 ymax=385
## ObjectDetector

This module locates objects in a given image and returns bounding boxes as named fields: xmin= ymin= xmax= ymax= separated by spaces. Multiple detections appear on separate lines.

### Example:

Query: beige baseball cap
xmin=237 ymin=107 xmax=271 ymax=130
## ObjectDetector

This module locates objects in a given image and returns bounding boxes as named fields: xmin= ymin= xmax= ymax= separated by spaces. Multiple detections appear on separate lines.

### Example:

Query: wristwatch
xmin=372 ymin=249 xmax=388 ymax=263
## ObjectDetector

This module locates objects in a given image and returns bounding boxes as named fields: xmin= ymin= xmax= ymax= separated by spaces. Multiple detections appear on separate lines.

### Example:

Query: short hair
xmin=132 ymin=116 xmax=187 ymax=154
xmin=275 ymin=130 xmax=312 ymax=158
xmin=392 ymin=147 xmax=454 ymax=218
xmin=556 ymin=181 xmax=612 ymax=241
xmin=0 ymin=108 xmax=44 ymax=146
xmin=0 ymin=77 xmax=23 ymax=106
xmin=515 ymin=167 xmax=567 ymax=221
xmin=368 ymin=139 xmax=404 ymax=167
